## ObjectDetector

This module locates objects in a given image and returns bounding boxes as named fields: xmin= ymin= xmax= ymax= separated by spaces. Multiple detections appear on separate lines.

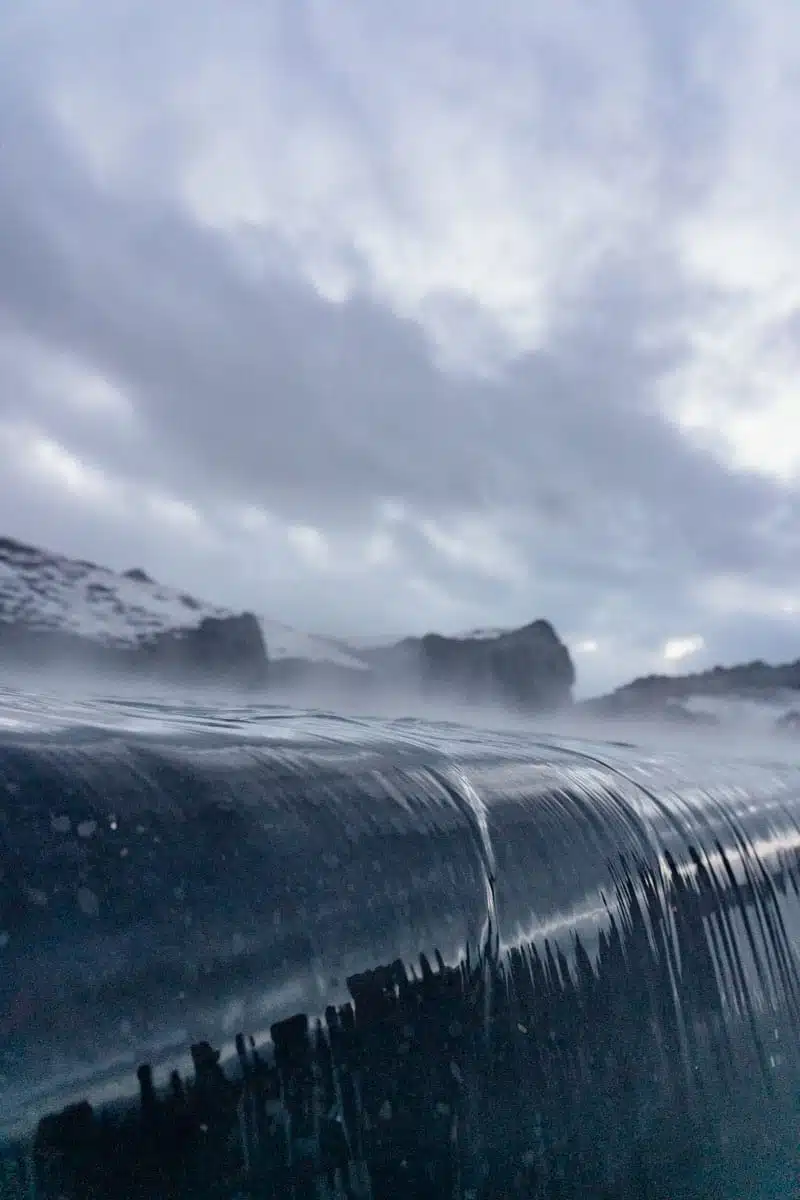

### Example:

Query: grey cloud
xmin=0 ymin=2 xmax=797 ymax=694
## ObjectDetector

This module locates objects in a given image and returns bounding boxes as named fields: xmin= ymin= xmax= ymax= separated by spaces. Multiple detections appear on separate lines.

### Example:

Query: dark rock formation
xmin=422 ymin=620 xmax=574 ymax=709
xmin=121 ymin=567 xmax=153 ymax=583
xmin=0 ymin=613 xmax=268 ymax=689
xmin=0 ymin=532 xmax=574 ymax=709
xmin=362 ymin=620 xmax=575 ymax=711
xmin=0 ymin=536 xmax=268 ymax=690
xmin=138 ymin=612 xmax=268 ymax=687
xmin=266 ymin=622 xmax=575 ymax=712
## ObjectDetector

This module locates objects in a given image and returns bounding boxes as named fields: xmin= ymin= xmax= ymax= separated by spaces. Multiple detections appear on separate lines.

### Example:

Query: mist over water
xmin=2 ymin=676 xmax=800 ymax=1197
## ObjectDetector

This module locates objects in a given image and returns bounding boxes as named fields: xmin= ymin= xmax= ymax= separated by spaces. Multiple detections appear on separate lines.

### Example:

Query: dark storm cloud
xmin=0 ymin=0 xmax=798 ymax=693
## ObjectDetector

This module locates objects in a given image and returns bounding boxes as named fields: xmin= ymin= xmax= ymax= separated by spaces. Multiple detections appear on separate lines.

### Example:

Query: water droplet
xmin=77 ymin=887 xmax=100 ymax=917
xmin=77 ymin=820 xmax=97 ymax=839
xmin=51 ymin=815 xmax=71 ymax=834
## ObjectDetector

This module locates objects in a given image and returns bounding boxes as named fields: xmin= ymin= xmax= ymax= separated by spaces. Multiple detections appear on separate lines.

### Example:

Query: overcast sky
xmin=0 ymin=0 xmax=798 ymax=694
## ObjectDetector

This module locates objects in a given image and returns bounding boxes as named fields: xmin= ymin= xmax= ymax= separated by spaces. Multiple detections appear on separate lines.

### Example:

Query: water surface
xmin=1 ymin=682 xmax=800 ymax=1197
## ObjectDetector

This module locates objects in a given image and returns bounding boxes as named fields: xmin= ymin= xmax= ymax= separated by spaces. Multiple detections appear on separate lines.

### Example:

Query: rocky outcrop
xmin=421 ymin=621 xmax=574 ymax=710
xmin=0 ymin=536 xmax=272 ymax=688
xmin=121 ymin=567 xmax=154 ymax=583
xmin=0 ymin=612 xmax=269 ymax=688
xmin=139 ymin=613 xmax=268 ymax=687
xmin=0 ymin=533 xmax=574 ymax=705
xmin=361 ymin=620 xmax=575 ymax=711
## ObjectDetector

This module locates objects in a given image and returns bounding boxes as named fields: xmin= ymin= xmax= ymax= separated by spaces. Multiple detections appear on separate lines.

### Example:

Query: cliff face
xmin=0 ymin=535 xmax=574 ymax=705
xmin=362 ymin=620 xmax=575 ymax=711
xmin=0 ymin=535 xmax=364 ymax=677
xmin=139 ymin=613 xmax=268 ymax=687
xmin=418 ymin=621 xmax=574 ymax=710
xmin=0 ymin=612 xmax=269 ymax=688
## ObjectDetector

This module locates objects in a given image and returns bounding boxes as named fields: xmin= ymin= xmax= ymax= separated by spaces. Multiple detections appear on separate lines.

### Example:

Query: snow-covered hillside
xmin=0 ymin=537 xmax=368 ymax=669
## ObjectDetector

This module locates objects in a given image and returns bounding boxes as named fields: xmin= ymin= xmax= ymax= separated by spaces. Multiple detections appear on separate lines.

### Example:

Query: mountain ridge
xmin=7 ymin=533 xmax=795 ymax=719
xmin=584 ymin=657 xmax=800 ymax=717
xmin=0 ymin=535 xmax=575 ymax=709
xmin=0 ymin=536 xmax=368 ymax=672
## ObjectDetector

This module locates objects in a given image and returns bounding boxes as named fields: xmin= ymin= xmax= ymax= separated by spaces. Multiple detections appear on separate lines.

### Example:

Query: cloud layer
xmin=0 ymin=0 xmax=798 ymax=694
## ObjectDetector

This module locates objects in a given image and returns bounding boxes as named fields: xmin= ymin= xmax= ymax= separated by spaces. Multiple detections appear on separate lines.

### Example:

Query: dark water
xmin=1 ymin=685 xmax=800 ymax=1197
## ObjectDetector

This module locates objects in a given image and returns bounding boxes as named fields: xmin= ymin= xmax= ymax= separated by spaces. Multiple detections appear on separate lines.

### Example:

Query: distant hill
xmin=0 ymin=536 xmax=368 ymax=684
xmin=583 ymin=657 xmax=800 ymax=720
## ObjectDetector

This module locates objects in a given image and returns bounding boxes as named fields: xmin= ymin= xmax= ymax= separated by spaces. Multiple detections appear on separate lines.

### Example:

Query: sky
xmin=0 ymin=0 xmax=799 ymax=695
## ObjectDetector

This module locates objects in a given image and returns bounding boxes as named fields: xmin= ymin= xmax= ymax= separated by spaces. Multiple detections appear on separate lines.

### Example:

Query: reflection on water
xmin=1 ymin=689 xmax=800 ymax=1196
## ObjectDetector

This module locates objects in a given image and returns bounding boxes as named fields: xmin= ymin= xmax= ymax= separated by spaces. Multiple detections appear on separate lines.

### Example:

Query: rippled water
xmin=1 ymin=681 xmax=800 ymax=1197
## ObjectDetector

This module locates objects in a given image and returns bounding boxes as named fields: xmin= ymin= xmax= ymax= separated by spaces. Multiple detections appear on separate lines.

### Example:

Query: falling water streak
xmin=431 ymin=764 xmax=499 ymax=1047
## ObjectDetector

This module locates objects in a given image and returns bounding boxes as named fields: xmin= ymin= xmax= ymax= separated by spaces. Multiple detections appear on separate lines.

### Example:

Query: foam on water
xmin=1 ymin=683 xmax=800 ymax=1197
